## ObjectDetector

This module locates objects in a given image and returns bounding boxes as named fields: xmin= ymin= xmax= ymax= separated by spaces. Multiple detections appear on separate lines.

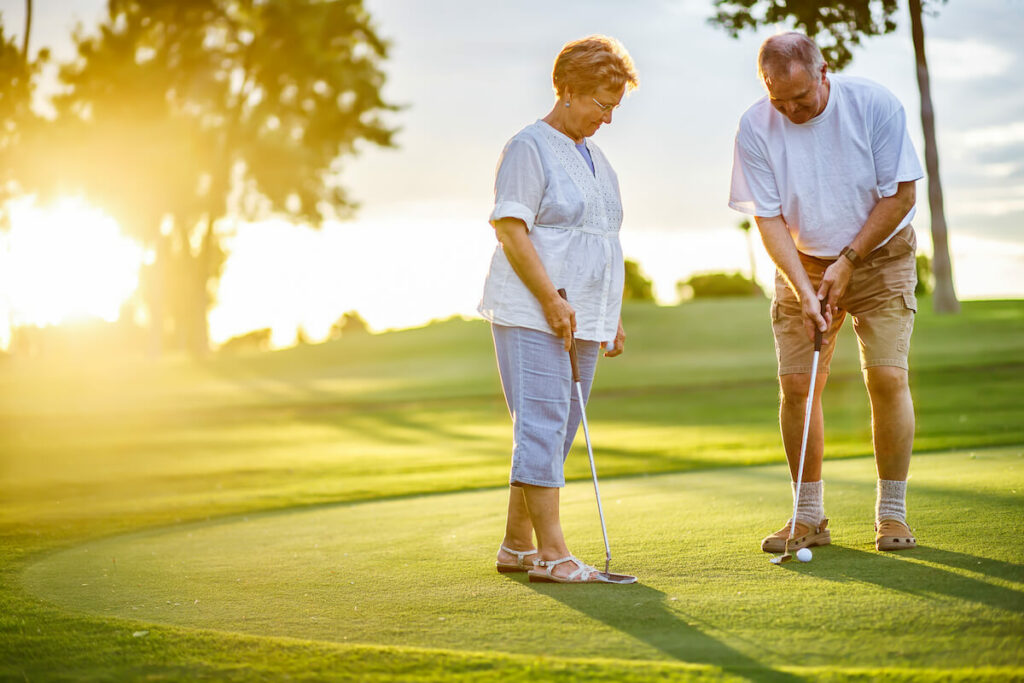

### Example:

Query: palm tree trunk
xmin=909 ymin=0 xmax=959 ymax=313
xmin=746 ymin=230 xmax=759 ymax=295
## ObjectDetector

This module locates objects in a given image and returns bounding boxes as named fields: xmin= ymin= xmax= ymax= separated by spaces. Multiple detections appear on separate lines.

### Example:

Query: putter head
xmin=772 ymin=539 xmax=794 ymax=564
xmin=597 ymin=571 xmax=638 ymax=584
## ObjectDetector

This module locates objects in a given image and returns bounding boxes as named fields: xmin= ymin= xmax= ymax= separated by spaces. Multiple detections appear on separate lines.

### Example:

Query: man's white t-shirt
xmin=729 ymin=74 xmax=924 ymax=258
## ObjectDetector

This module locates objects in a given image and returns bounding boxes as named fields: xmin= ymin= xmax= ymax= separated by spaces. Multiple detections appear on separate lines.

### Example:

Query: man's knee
xmin=779 ymin=373 xmax=812 ymax=406
xmin=864 ymin=365 xmax=909 ymax=399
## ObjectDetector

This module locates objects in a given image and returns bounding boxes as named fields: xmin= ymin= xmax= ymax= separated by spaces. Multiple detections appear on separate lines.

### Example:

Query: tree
xmin=623 ymin=259 xmax=655 ymax=301
xmin=19 ymin=0 xmax=397 ymax=355
xmin=677 ymin=271 xmax=765 ymax=300
xmin=0 ymin=17 xmax=46 ymax=223
xmin=329 ymin=310 xmax=368 ymax=338
xmin=709 ymin=0 xmax=960 ymax=313
xmin=737 ymin=218 xmax=760 ymax=295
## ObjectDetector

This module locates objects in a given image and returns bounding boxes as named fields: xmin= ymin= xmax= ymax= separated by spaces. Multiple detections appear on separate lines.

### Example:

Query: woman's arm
xmin=493 ymin=217 xmax=576 ymax=351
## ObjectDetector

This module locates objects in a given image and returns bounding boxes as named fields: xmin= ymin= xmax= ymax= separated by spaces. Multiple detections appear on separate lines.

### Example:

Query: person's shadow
xmin=516 ymin=578 xmax=805 ymax=682
xmin=800 ymin=545 xmax=1024 ymax=615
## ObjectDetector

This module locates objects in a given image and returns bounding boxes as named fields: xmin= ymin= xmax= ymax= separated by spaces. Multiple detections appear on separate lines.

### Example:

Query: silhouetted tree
xmin=710 ymin=0 xmax=959 ymax=313
xmin=330 ymin=310 xmax=368 ymax=338
xmin=0 ymin=20 xmax=46 ymax=225
xmin=17 ymin=0 xmax=397 ymax=355
xmin=677 ymin=271 xmax=765 ymax=300
xmin=623 ymin=259 xmax=655 ymax=301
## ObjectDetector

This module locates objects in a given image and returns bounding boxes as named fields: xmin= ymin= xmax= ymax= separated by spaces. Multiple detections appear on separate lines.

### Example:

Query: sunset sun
xmin=1 ymin=198 xmax=144 ymax=334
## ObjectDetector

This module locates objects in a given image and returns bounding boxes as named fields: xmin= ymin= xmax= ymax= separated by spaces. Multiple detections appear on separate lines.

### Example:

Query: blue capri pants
xmin=491 ymin=324 xmax=600 ymax=488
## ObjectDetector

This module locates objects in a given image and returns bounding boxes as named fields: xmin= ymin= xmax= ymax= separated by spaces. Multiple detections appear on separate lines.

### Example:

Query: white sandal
xmin=528 ymin=555 xmax=614 ymax=583
xmin=495 ymin=544 xmax=538 ymax=573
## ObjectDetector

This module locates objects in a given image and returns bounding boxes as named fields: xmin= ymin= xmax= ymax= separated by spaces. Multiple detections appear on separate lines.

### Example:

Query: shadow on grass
xmin=518 ymin=578 xmax=804 ymax=682
xmin=799 ymin=546 xmax=1024 ymax=615
xmin=913 ymin=547 xmax=1024 ymax=585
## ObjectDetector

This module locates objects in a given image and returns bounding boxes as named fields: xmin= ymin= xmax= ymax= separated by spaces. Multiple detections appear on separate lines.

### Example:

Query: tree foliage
xmin=623 ymin=259 xmax=655 ymax=302
xmin=10 ymin=0 xmax=397 ymax=353
xmin=0 ymin=21 xmax=46 ymax=227
xmin=709 ymin=0 xmax=900 ymax=70
xmin=678 ymin=272 xmax=766 ymax=300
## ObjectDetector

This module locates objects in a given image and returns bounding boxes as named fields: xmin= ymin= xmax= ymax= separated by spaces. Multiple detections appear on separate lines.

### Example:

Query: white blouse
xmin=478 ymin=121 xmax=625 ymax=343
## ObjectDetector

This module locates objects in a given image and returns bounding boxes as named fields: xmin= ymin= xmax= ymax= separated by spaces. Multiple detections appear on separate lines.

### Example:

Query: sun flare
xmin=0 ymin=198 xmax=144 ymax=343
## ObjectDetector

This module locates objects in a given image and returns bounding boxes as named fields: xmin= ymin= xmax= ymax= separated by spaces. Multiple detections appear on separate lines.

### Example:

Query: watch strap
xmin=840 ymin=246 xmax=862 ymax=267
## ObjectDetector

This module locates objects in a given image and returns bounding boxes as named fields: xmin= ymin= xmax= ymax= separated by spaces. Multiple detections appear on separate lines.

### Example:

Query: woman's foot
xmin=528 ymin=555 xmax=635 ymax=583
xmin=496 ymin=544 xmax=538 ymax=573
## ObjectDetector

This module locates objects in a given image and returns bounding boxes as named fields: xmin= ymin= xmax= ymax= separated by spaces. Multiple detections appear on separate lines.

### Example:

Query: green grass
xmin=2 ymin=297 xmax=1024 ymax=681
xmin=21 ymin=450 xmax=1024 ymax=678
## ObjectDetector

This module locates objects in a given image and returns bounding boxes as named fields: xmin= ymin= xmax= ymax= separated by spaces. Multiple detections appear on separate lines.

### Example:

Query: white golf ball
xmin=796 ymin=548 xmax=813 ymax=562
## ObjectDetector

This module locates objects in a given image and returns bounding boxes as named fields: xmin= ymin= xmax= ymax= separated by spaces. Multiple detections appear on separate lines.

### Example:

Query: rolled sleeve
xmin=490 ymin=138 xmax=544 ymax=232
xmin=489 ymin=201 xmax=537 ymax=232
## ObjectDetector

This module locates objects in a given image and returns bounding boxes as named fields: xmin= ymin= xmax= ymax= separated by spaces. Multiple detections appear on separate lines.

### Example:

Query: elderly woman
xmin=479 ymin=35 xmax=638 ymax=583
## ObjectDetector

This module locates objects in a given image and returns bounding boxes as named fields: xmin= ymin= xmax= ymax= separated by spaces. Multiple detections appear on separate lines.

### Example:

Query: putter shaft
xmin=575 ymin=380 xmax=611 ymax=574
xmin=780 ymin=302 xmax=826 ymax=562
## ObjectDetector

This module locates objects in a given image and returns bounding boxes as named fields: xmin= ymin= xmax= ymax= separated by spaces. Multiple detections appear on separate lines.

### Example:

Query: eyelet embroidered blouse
xmin=478 ymin=120 xmax=625 ymax=343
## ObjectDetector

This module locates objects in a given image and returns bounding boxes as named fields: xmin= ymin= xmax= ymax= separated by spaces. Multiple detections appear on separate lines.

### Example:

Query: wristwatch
xmin=840 ymin=246 xmax=862 ymax=267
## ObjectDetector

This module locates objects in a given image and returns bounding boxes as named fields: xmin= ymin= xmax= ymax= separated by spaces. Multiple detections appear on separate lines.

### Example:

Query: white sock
xmin=876 ymin=479 xmax=908 ymax=524
xmin=792 ymin=480 xmax=825 ymax=527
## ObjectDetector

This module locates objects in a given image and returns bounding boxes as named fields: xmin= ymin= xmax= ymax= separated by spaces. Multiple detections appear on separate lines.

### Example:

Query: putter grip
xmin=556 ymin=289 xmax=581 ymax=383
xmin=814 ymin=300 xmax=826 ymax=352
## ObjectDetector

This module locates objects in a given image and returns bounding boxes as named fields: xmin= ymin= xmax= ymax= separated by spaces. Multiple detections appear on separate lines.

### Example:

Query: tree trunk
xmin=22 ymin=0 xmax=31 ymax=56
xmin=745 ymin=230 xmax=759 ymax=295
xmin=909 ymin=0 xmax=959 ymax=313
xmin=189 ymin=218 xmax=217 ymax=357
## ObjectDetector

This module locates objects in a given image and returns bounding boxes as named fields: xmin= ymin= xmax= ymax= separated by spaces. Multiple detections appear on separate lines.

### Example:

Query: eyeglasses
xmin=591 ymin=97 xmax=619 ymax=113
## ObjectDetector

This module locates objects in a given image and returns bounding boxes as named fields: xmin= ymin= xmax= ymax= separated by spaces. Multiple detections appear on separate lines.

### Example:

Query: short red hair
xmin=552 ymin=35 xmax=638 ymax=98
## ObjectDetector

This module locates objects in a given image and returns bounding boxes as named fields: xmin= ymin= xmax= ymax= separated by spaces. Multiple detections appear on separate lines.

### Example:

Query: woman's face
xmin=568 ymin=83 xmax=626 ymax=139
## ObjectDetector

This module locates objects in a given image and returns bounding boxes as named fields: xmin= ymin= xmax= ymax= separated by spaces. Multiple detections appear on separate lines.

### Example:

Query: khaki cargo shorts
xmin=772 ymin=225 xmax=918 ymax=376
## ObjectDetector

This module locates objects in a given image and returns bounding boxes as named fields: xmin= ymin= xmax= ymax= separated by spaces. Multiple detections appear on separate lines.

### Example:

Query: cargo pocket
xmin=896 ymin=292 xmax=917 ymax=353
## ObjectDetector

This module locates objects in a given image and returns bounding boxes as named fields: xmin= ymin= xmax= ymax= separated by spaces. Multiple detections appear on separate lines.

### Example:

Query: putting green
xmin=22 ymin=449 xmax=1024 ymax=678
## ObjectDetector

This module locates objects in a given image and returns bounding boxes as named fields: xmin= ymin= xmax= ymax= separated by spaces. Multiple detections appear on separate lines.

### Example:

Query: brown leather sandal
xmin=761 ymin=518 xmax=831 ymax=553
xmin=876 ymin=519 xmax=916 ymax=551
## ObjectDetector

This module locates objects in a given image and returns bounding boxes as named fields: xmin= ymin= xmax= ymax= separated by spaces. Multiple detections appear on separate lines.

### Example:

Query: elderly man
xmin=730 ymin=32 xmax=924 ymax=553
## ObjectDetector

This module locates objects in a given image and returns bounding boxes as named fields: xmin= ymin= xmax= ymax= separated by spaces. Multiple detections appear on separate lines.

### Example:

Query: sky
xmin=1 ymin=0 xmax=1023 ymax=347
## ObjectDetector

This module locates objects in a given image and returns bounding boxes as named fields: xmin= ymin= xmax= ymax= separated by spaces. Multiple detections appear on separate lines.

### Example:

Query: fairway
xmin=4 ymin=299 xmax=1024 ymax=681
xmin=22 ymin=449 xmax=1024 ymax=678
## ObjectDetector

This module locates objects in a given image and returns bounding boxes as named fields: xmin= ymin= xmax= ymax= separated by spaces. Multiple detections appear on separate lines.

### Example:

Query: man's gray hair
xmin=758 ymin=32 xmax=825 ymax=86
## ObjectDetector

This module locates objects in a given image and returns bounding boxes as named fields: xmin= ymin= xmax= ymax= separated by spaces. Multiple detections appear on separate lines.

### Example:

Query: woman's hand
xmin=602 ymin=318 xmax=626 ymax=357
xmin=542 ymin=293 xmax=576 ymax=351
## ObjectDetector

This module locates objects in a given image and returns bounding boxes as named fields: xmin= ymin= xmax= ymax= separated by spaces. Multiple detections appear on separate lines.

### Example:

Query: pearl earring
xmin=564 ymin=100 xmax=571 ymax=108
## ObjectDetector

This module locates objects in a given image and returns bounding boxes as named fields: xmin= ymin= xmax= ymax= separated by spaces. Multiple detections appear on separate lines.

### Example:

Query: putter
xmin=773 ymin=299 xmax=827 ymax=565
xmin=558 ymin=289 xmax=637 ymax=584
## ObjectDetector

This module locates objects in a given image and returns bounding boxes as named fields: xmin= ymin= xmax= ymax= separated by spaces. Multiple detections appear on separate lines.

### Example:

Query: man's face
xmin=765 ymin=62 xmax=828 ymax=125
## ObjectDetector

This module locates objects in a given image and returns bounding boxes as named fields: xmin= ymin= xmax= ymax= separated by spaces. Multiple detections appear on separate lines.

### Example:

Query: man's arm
xmin=754 ymin=214 xmax=829 ymax=339
xmin=817 ymin=181 xmax=916 ymax=314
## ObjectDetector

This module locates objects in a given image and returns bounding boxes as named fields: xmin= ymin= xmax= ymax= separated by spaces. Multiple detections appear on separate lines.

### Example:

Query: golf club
xmin=558 ymin=289 xmax=636 ymax=584
xmin=772 ymin=299 xmax=827 ymax=565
